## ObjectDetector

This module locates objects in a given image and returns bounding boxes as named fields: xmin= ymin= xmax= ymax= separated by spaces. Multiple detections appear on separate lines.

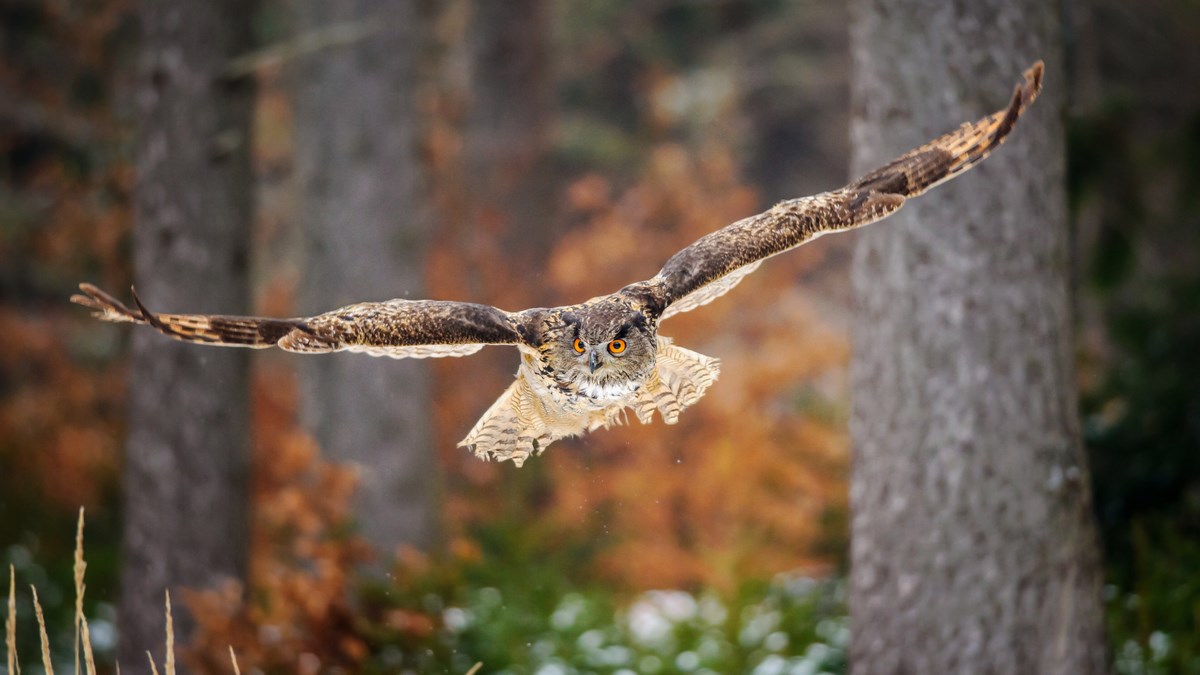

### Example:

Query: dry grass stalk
xmin=465 ymin=663 xmax=483 ymax=675
xmin=74 ymin=508 xmax=97 ymax=675
xmin=31 ymin=586 xmax=53 ymax=675
xmin=229 ymin=646 xmax=241 ymax=675
xmin=164 ymin=591 xmax=174 ymax=675
xmin=146 ymin=651 xmax=160 ymax=675
xmin=75 ymin=530 xmax=79 ymax=675
xmin=79 ymin=617 xmax=95 ymax=675
xmin=6 ymin=565 xmax=17 ymax=675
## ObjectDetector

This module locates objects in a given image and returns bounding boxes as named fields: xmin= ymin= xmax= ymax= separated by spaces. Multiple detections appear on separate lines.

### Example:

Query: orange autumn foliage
xmin=185 ymin=362 xmax=373 ymax=673
xmin=547 ymin=145 xmax=850 ymax=588
xmin=432 ymin=138 xmax=851 ymax=591
xmin=0 ymin=0 xmax=132 ymax=521
xmin=0 ymin=310 xmax=124 ymax=511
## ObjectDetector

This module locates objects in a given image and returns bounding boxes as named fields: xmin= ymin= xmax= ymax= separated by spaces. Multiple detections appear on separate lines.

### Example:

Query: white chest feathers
xmin=575 ymin=378 xmax=643 ymax=405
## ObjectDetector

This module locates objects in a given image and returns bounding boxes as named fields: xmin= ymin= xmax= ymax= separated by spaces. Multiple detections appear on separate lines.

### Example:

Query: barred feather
xmin=649 ymin=61 xmax=1044 ymax=319
xmin=72 ymin=283 xmax=519 ymax=358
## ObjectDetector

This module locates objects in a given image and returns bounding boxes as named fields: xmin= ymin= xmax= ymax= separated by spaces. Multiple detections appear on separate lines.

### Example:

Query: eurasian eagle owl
xmin=74 ymin=62 xmax=1044 ymax=466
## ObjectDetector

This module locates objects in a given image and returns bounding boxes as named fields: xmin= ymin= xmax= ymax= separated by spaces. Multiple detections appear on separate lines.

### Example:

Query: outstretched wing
xmin=647 ymin=60 xmax=1045 ymax=321
xmin=72 ymin=283 xmax=523 ymax=359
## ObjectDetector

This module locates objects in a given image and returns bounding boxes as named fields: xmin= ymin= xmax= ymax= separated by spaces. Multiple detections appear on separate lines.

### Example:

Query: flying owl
xmin=74 ymin=62 xmax=1044 ymax=467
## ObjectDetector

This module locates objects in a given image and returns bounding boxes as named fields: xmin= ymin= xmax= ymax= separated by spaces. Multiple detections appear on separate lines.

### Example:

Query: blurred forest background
xmin=1 ymin=0 xmax=1198 ymax=673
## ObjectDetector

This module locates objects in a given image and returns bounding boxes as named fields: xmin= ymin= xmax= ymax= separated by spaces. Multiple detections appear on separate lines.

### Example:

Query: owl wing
xmin=646 ymin=61 xmax=1044 ymax=322
xmin=72 ymin=283 xmax=524 ymax=359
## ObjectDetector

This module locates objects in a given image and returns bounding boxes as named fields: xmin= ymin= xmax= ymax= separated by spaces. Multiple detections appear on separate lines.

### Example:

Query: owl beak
xmin=588 ymin=350 xmax=601 ymax=373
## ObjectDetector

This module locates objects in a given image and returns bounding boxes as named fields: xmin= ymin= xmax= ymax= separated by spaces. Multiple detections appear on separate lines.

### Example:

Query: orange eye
xmin=573 ymin=338 xmax=586 ymax=354
xmin=608 ymin=339 xmax=627 ymax=354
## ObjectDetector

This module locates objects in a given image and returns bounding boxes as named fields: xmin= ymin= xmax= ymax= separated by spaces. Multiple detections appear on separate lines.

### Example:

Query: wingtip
xmin=70 ymin=283 xmax=98 ymax=308
xmin=129 ymin=287 xmax=154 ymax=322
xmin=71 ymin=282 xmax=101 ymax=308
xmin=71 ymin=281 xmax=142 ymax=322
xmin=993 ymin=60 xmax=1045 ymax=142
xmin=1026 ymin=60 xmax=1045 ymax=92
xmin=1019 ymin=60 xmax=1045 ymax=107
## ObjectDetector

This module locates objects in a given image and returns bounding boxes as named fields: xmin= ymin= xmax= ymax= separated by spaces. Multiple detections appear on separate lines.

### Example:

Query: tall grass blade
xmin=31 ymin=586 xmax=53 ymax=675
xmin=73 ymin=508 xmax=97 ymax=675
xmin=72 ymin=509 xmax=85 ymax=675
xmin=164 ymin=591 xmax=174 ymax=675
xmin=6 ymin=566 xmax=17 ymax=675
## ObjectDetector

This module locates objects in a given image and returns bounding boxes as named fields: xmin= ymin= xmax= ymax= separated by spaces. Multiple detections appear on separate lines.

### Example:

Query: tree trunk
xmin=847 ymin=2 xmax=1108 ymax=673
xmin=462 ymin=0 xmax=557 ymax=271
xmin=291 ymin=0 xmax=439 ymax=554
xmin=121 ymin=0 xmax=255 ymax=669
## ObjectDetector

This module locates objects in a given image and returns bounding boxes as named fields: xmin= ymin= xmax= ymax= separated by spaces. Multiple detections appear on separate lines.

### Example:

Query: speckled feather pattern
xmin=73 ymin=62 xmax=1043 ymax=465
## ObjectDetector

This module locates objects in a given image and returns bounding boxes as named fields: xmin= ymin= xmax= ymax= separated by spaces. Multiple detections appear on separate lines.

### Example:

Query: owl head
xmin=542 ymin=302 xmax=656 ymax=394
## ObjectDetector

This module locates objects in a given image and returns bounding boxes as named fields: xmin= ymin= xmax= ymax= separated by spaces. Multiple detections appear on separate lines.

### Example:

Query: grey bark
xmin=848 ymin=2 xmax=1107 ymax=673
xmin=121 ymin=0 xmax=255 ymax=669
xmin=291 ymin=0 xmax=439 ymax=553
xmin=462 ymin=0 xmax=557 ymax=270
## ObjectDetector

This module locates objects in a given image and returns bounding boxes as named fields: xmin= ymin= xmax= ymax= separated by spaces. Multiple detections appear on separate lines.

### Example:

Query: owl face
xmin=541 ymin=303 xmax=656 ymax=399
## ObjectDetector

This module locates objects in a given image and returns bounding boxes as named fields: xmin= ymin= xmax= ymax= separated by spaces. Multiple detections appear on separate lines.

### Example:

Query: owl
xmin=75 ymin=62 xmax=1043 ymax=466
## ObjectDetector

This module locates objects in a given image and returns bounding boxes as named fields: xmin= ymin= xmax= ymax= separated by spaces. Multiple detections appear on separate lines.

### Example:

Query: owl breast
xmin=459 ymin=338 xmax=719 ymax=465
xmin=574 ymin=378 xmax=644 ymax=403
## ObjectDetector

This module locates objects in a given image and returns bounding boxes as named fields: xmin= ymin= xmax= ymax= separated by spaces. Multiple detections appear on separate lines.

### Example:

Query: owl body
xmin=463 ymin=339 xmax=720 ymax=466
xmin=73 ymin=63 xmax=1045 ymax=466
xmin=456 ymin=291 xmax=717 ymax=466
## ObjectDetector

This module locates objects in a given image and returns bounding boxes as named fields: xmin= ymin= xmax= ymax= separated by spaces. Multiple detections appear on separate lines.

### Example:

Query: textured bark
xmin=291 ymin=0 xmax=439 ymax=553
xmin=121 ymin=0 xmax=255 ymax=669
xmin=462 ymin=0 xmax=557 ymax=266
xmin=848 ymin=2 xmax=1107 ymax=673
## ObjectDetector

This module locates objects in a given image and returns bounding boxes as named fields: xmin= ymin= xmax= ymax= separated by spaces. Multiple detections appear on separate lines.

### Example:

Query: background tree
xmin=847 ymin=1 xmax=1107 ymax=672
xmin=462 ymin=0 xmax=557 ymax=267
xmin=120 ymin=0 xmax=257 ymax=667
xmin=291 ymin=0 xmax=439 ymax=553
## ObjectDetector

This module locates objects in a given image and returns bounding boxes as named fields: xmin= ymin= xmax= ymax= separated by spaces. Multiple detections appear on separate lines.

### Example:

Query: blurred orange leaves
xmin=0 ymin=311 xmax=123 ymax=510
xmin=433 ymin=138 xmax=851 ymax=591
xmin=186 ymin=362 xmax=371 ymax=673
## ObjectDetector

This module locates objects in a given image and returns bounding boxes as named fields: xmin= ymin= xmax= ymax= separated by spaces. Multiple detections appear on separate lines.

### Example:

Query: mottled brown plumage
xmin=74 ymin=61 xmax=1044 ymax=466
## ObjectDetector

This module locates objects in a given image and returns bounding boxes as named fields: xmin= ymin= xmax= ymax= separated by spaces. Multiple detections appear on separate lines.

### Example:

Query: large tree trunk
xmin=121 ymin=0 xmax=256 ymax=668
xmin=847 ymin=2 xmax=1107 ymax=673
xmin=462 ymin=0 xmax=557 ymax=272
xmin=453 ymin=0 xmax=556 ymax=299
xmin=291 ymin=0 xmax=439 ymax=553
